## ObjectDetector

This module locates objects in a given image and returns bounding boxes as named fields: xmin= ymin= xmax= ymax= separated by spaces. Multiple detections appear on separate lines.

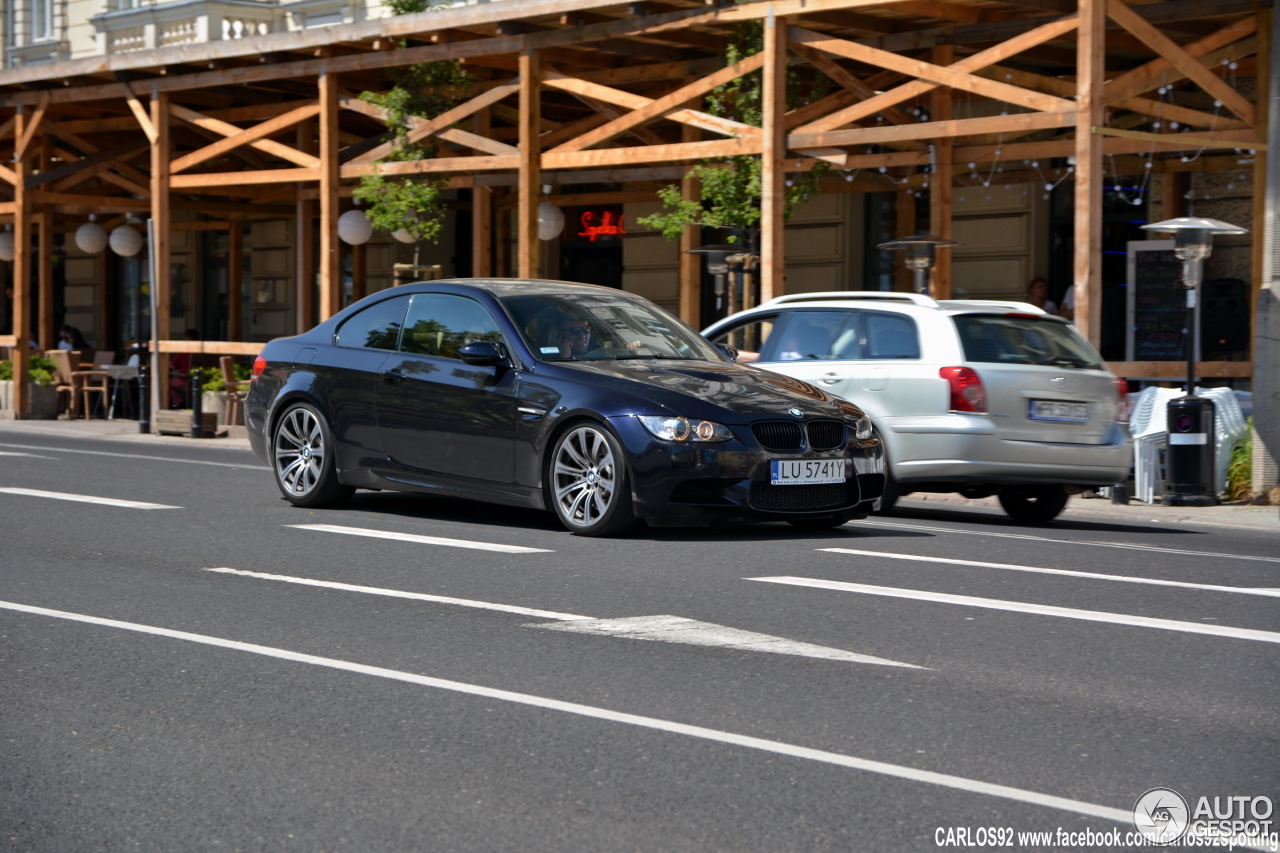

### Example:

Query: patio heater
xmin=877 ymin=234 xmax=960 ymax=296
xmin=1141 ymin=216 xmax=1248 ymax=506
xmin=687 ymin=244 xmax=754 ymax=318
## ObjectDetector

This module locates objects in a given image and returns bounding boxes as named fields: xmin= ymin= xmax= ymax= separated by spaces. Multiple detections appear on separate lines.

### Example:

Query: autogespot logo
xmin=1134 ymin=787 xmax=1191 ymax=844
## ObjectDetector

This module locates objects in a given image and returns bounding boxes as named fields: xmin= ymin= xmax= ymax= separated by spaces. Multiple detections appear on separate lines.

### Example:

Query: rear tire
xmin=271 ymin=402 xmax=354 ymax=508
xmin=548 ymin=422 xmax=636 ymax=537
xmin=998 ymin=486 xmax=1069 ymax=523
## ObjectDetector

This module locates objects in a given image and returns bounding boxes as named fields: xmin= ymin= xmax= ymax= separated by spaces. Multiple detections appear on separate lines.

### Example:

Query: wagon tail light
xmin=251 ymin=354 xmax=267 ymax=380
xmin=1115 ymin=377 xmax=1131 ymax=424
xmin=940 ymin=366 xmax=987 ymax=414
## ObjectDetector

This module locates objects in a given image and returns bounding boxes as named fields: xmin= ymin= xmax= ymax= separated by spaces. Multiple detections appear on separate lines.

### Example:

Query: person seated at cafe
xmin=57 ymin=325 xmax=92 ymax=352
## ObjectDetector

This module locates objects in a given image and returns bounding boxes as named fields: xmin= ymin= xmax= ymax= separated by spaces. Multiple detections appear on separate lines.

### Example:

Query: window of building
xmin=31 ymin=0 xmax=54 ymax=41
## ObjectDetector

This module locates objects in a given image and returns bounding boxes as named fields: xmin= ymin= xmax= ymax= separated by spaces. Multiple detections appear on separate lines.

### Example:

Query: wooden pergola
xmin=0 ymin=0 xmax=1269 ymax=418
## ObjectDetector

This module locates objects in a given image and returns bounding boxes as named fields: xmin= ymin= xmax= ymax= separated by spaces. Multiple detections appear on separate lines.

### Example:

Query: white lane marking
xmin=749 ymin=577 xmax=1280 ymax=645
xmin=861 ymin=519 xmax=1280 ymax=564
xmin=0 ymin=487 xmax=180 ymax=510
xmin=0 ymin=599 xmax=1133 ymax=828
xmin=0 ymin=441 xmax=261 ymax=470
xmin=0 ymin=451 xmax=56 ymax=459
xmin=287 ymin=523 xmax=553 ymax=553
xmin=205 ymin=567 xmax=588 ymax=621
xmin=205 ymin=568 xmax=917 ymax=666
xmin=821 ymin=548 xmax=1280 ymax=598
xmin=531 ymin=615 xmax=923 ymax=668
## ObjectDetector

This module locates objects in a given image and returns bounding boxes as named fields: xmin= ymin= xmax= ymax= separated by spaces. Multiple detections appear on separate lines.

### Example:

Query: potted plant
xmin=0 ymin=354 xmax=59 ymax=419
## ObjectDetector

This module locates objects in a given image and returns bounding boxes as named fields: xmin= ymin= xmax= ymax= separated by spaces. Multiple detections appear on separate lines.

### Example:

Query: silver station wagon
xmin=703 ymin=292 xmax=1134 ymax=523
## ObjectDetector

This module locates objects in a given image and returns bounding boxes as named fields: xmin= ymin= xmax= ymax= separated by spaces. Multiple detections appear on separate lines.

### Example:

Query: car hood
xmin=555 ymin=359 xmax=849 ymax=420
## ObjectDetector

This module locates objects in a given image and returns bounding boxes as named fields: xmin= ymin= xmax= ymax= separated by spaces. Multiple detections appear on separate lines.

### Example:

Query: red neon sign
xmin=577 ymin=210 xmax=626 ymax=242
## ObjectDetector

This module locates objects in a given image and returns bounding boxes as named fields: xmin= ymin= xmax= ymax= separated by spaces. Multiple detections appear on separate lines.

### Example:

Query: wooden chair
xmin=46 ymin=350 xmax=81 ymax=418
xmin=49 ymin=349 xmax=111 ymax=419
xmin=219 ymin=355 xmax=252 ymax=426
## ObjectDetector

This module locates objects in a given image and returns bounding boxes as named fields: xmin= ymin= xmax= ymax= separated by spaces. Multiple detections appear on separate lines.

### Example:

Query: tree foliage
xmin=355 ymin=1 xmax=474 ymax=242
xmin=637 ymin=22 xmax=830 ymax=247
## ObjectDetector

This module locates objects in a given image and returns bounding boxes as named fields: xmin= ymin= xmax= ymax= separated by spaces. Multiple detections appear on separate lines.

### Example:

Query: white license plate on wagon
xmin=770 ymin=458 xmax=847 ymax=485
xmin=1028 ymin=400 xmax=1090 ymax=423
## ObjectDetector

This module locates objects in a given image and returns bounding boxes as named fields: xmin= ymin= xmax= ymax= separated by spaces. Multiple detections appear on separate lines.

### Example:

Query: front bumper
xmin=608 ymin=416 xmax=886 ymax=524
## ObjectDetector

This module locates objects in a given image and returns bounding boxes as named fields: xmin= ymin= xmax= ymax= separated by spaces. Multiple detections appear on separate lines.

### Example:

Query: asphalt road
xmin=1 ymin=431 xmax=1277 ymax=852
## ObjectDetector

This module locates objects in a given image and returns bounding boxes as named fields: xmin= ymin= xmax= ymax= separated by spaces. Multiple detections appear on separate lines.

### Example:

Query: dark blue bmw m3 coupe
xmin=245 ymin=279 xmax=884 ymax=536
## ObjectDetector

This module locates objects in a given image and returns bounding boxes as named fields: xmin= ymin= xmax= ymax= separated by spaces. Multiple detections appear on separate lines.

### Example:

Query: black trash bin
xmin=1164 ymin=395 xmax=1217 ymax=506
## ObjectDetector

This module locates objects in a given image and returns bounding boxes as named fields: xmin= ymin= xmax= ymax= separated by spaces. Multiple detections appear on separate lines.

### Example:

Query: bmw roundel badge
xmin=788 ymin=407 xmax=804 ymax=418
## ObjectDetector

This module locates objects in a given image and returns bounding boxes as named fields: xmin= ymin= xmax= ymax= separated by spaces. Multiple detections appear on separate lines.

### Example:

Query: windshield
xmin=501 ymin=292 xmax=723 ymax=363
xmin=953 ymin=314 xmax=1104 ymax=369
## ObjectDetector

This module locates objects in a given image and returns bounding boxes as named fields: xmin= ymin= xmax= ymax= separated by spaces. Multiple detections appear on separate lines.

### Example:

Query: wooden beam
xmin=1109 ymin=361 xmax=1252 ymax=379
xmin=1104 ymin=18 xmax=1257 ymax=103
xmin=542 ymin=69 xmax=762 ymax=143
xmin=472 ymin=109 xmax=493 ymax=278
xmin=152 ymin=90 xmax=173 ymax=418
xmin=344 ymin=81 xmax=519 ymax=165
xmin=123 ymin=83 xmax=158 ymax=144
xmin=517 ymin=49 xmax=541 ymax=279
xmin=170 ymin=104 xmax=322 ymax=169
xmin=170 ymin=102 xmax=321 ymax=173
xmin=794 ymin=14 xmax=1080 ymax=134
xmin=760 ymin=14 xmax=787 ymax=305
xmin=319 ymin=68 xmax=341 ymax=321
xmin=170 ymin=168 xmax=318 ymax=188
xmin=13 ymin=94 xmax=49 ymax=161
xmin=1093 ymin=125 xmax=1267 ymax=152
xmin=1105 ymin=0 xmax=1255 ymax=125
xmin=929 ymin=43 xmax=954 ymax=300
xmin=789 ymin=109 xmax=1075 ymax=149
xmin=1075 ymin=0 xmax=1105 ymax=347
xmin=544 ymin=53 xmax=766 ymax=154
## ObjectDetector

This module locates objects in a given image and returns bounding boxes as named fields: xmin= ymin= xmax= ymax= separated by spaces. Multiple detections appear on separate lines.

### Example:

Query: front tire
xmin=998 ymin=486 xmax=1068 ymax=523
xmin=548 ymin=422 xmax=636 ymax=537
xmin=272 ymin=402 xmax=354 ymax=508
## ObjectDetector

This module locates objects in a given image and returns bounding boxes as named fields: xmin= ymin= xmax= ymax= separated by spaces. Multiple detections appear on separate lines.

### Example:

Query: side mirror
xmin=458 ymin=341 xmax=507 ymax=367
xmin=715 ymin=343 xmax=739 ymax=362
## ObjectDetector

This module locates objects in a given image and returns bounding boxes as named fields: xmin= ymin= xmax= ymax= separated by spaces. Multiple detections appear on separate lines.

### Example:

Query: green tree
xmin=637 ymin=22 xmax=829 ymax=248
xmin=353 ymin=1 xmax=475 ymax=242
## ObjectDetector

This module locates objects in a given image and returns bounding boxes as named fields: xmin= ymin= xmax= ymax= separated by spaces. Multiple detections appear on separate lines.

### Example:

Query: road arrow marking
xmin=203 ymin=568 xmax=920 ymax=667
xmin=528 ymin=614 xmax=924 ymax=667
xmin=0 ymin=487 xmax=180 ymax=509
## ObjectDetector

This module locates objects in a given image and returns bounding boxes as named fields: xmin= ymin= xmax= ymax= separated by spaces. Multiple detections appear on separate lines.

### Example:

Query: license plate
xmin=770 ymin=458 xmax=847 ymax=485
xmin=1028 ymin=400 xmax=1090 ymax=423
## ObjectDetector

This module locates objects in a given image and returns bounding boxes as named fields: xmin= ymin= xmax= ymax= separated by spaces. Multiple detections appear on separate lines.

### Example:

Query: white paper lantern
xmin=75 ymin=221 xmax=108 ymax=254
xmin=109 ymin=224 xmax=143 ymax=257
xmin=538 ymin=203 xmax=565 ymax=241
xmin=391 ymin=228 xmax=416 ymax=244
xmin=338 ymin=209 xmax=373 ymax=245
xmin=0 ymin=231 xmax=13 ymax=262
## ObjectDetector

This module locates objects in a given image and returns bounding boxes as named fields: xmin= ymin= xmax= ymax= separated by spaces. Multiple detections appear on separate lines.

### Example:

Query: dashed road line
xmin=820 ymin=548 xmax=1280 ymax=598
xmin=286 ymin=523 xmax=553 ymax=553
xmin=749 ymin=576 xmax=1280 ymax=644
xmin=0 ymin=487 xmax=180 ymax=509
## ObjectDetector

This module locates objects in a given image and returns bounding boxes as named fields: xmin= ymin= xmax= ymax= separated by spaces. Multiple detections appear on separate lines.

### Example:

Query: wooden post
xmin=228 ymin=219 xmax=243 ymax=340
xmin=296 ymin=120 xmax=315 ymax=332
xmin=517 ymin=49 xmax=541 ymax=279
xmin=151 ymin=90 xmax=172 ymax=419
xmin=1074 ymin=0 xmax=1106 ymax=346
xmin=12 ymin=108 xmax=30 ymax=417
xmin=37 ymin=210 xmax=53 ymax=352
xmin=1250 ymin=6 xmax=1271 ymax=359
xmin=929 ymin=44 xmax=955 ymax=300
xmin=678 ymin=111 xmax=702 ymax=327
xmin=319 ymin=68 xmax=341 ymax=320
xmin=894 ymin=190 xmax=915 ymax=292
xmin=759 ymin=13 xmax=787 ymax=304
xmin=473 ymin=111 xmax=493 ymax=277
xmin=352 ymin=241 xmax=366 ymax=303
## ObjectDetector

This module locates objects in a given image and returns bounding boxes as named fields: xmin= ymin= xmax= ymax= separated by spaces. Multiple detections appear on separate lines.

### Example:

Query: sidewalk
xmin=1 ymin=415 xmax=1276 ymax=531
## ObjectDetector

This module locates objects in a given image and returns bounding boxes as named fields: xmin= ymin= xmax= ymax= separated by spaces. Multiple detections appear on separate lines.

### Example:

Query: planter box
xmin=0 ymin=380 xmax=59 ymax=419
xmin=202 ymin=390 xmax=229 ymax=426
xmin=155 ymin=409 xmax=219 ymax=437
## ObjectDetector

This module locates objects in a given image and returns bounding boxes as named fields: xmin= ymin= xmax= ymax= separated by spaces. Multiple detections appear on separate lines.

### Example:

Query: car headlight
xmin=637 ymin=415 xmax=733 ymax=442
xmin=838 ymin=402 xmax=875 ymax=440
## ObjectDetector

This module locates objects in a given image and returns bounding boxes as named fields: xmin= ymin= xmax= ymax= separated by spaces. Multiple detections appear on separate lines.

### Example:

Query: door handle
xmin=381 ymin=369 xmax=404 ymax=384
xmin=818 ymin=371 xmax=841 ymax=385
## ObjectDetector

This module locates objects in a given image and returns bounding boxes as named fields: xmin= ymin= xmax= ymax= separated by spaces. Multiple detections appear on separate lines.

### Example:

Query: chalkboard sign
xmin=1126 ymin=239 xmax=1196 ymax=362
